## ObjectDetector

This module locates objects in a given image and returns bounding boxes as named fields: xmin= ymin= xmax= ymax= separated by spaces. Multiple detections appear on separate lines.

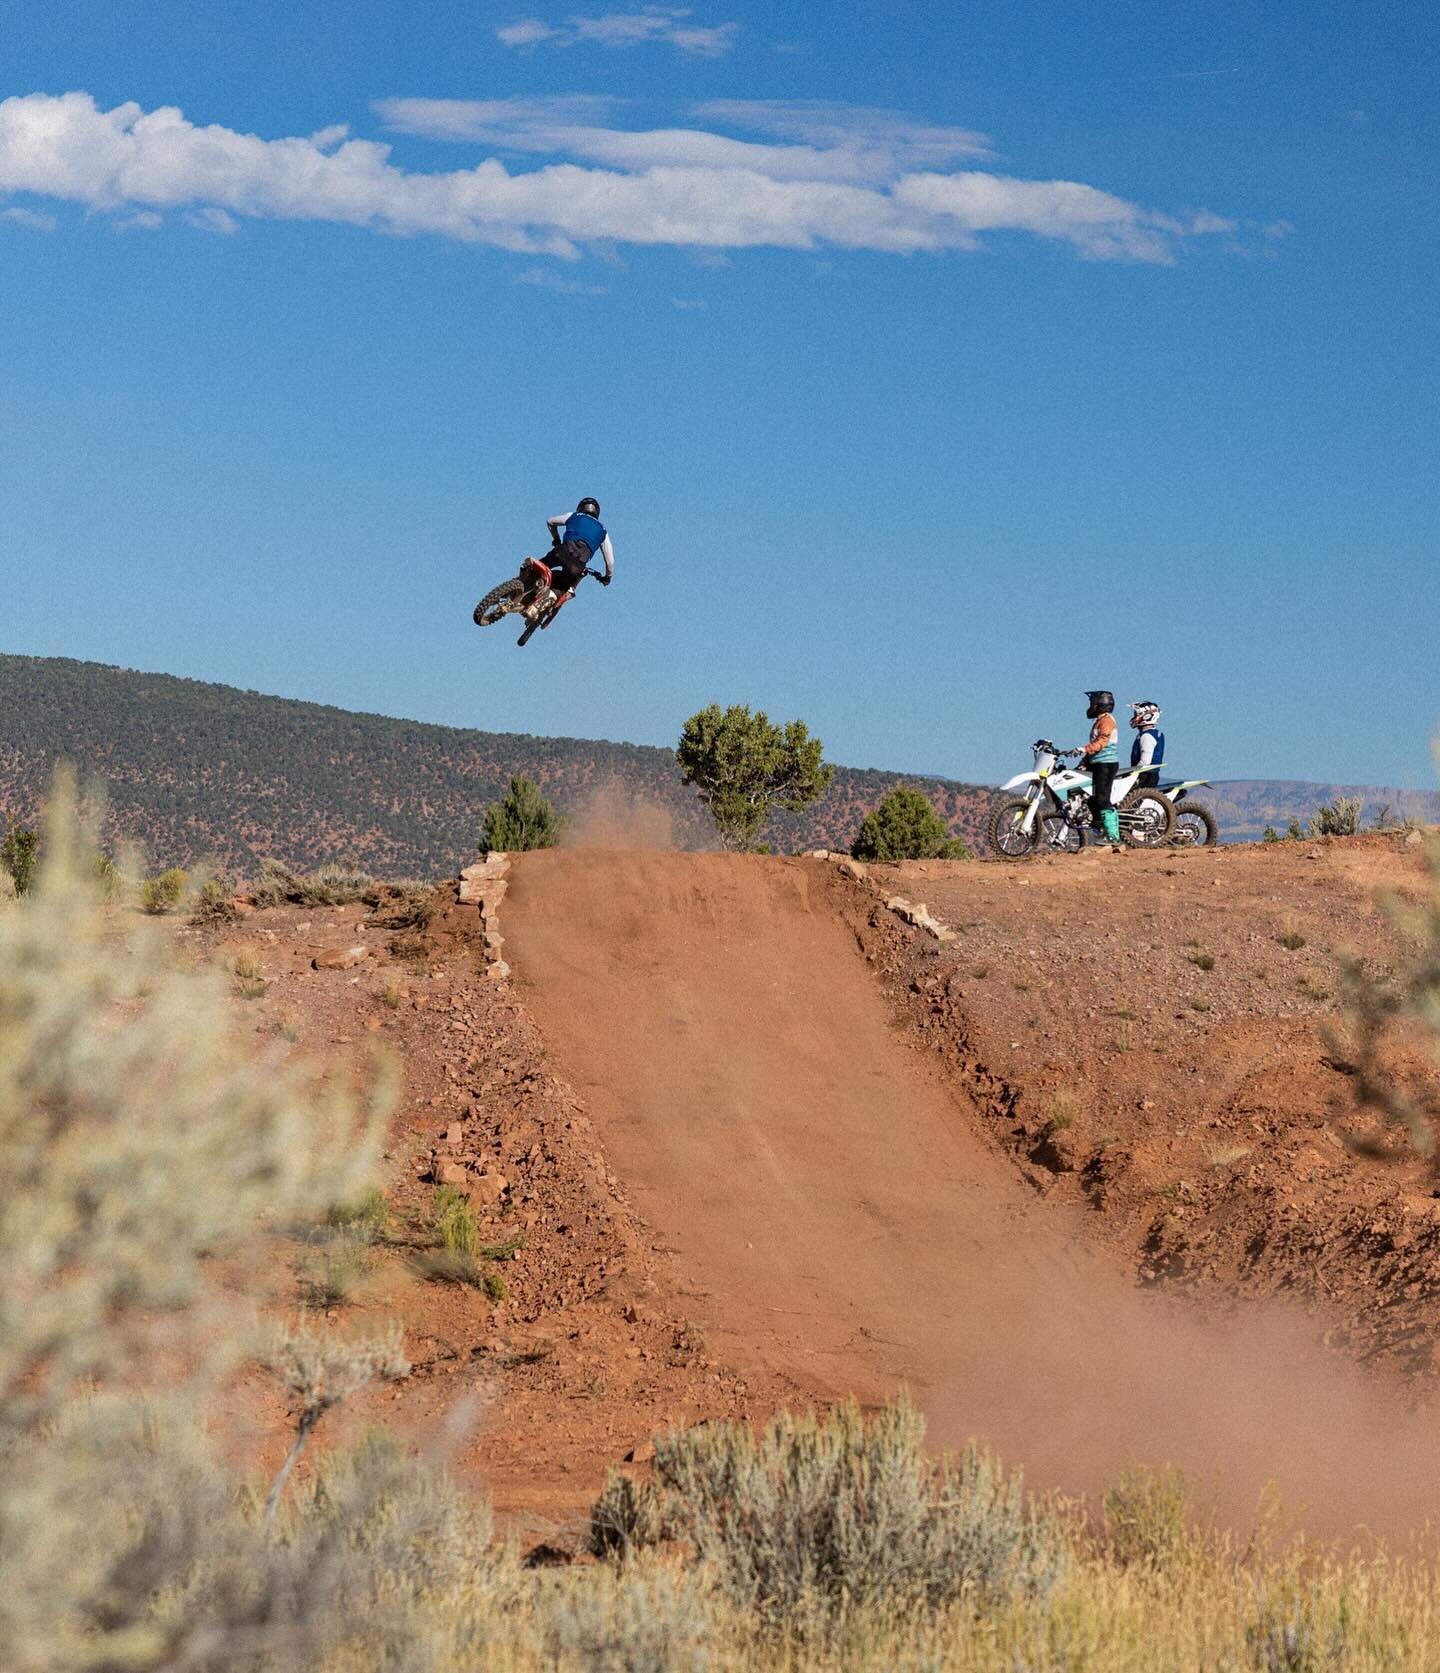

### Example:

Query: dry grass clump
xmin=190 ymin=876 xmax=241 ymax=924
xmin=364 ymin=878 xmax=438 ymax=930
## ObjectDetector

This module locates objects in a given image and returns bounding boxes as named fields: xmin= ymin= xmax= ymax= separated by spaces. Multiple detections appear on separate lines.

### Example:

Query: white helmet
xmin=1130 ymin=701 xmax=1161 ymax=729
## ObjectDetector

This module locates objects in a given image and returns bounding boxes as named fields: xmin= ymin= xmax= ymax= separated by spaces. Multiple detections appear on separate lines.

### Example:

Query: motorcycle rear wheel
xmin=1117 ymin=786 xmax=1175 ymax=848
xmin=988 ymin=797 xmax=1044 ymax=859
xmin=474 ymin=578 xmax=525 ymax=626
xmin=1170 ymin=801 xmax=1218 ymax=848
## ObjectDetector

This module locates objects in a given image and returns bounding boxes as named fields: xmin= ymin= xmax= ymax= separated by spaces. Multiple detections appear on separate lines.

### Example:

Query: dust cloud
xmin=561 ymin=779 xmax=678 ymax=851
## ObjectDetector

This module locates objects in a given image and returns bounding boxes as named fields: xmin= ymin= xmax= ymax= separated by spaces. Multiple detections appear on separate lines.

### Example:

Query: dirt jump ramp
xmin=506 ymin=850 xmax=1440 ymax=1530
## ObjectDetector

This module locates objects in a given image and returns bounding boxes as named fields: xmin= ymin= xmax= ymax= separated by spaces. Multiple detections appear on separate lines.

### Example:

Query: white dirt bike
xmin=988 ymin=740 xmax=1176 ymax=859
xmin=1155 ymin=777 xmax=1219 ymax=848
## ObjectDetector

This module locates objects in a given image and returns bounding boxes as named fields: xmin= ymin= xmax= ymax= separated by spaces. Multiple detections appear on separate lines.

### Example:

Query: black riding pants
xmin=547 ymin=538 xmax=592 ymax=592
xmin=1088 ymin=760 xmax=1118 ymax=827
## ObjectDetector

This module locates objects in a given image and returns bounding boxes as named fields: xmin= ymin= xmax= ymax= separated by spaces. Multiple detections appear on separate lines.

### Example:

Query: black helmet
xmin=1085 ymin=690 xmax=1115 ymax=719
xmin=576 ymin=497 xmax=600 ymax=518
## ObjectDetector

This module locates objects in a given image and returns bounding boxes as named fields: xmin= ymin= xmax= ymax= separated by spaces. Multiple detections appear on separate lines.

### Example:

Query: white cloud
xmin=0 ymin=89 xmax=1239 ymax=266
xmin=186 ymin=205 xmax=238 ymax=233
xmin=1 ymin=203 xmax=56 ymax=230
xmin=498 ymin=9 xmax=738 ymax=56
xmin=378 ymin=96 xmax=989 ymax=186
xmin=671 ymin=296 xmax=706 ymax=308
xmin=114 ymin=209 xmax=163 ymax=231
xmin=497 ymin=19 xmax=561 ymax=46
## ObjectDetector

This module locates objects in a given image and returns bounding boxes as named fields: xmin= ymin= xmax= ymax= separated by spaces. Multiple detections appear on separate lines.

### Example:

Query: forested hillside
xmin=0 ymin=655 xmax=993 ymax=874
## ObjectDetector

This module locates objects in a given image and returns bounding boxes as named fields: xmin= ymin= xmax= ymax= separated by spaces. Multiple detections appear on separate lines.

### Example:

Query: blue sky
xmin=1 ymin=0 xmax=1436 ymax=789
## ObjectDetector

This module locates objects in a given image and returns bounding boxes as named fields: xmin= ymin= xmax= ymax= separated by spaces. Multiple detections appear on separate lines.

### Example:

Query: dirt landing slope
xmin=506 ymin=850 xmax=1440 ymax=1531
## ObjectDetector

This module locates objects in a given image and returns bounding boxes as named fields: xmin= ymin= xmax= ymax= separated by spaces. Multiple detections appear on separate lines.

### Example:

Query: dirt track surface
xmin=505 ymin=845 xmax=1440 ymax=1531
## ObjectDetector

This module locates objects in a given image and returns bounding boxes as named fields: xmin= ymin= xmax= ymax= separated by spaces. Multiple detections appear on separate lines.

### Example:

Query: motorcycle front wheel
xmin=988 ymin=797 xmax=1044 ymax=859
xmin=474 ymin=577 xmax=525 ymax=626
xmin=1170 ymin=800 xmax=1219 ymax=848
xmin=1041 ymin=812 xmax=1085 ymax=853
xmin=1117 ymin=787 xmax=1175 ymax=848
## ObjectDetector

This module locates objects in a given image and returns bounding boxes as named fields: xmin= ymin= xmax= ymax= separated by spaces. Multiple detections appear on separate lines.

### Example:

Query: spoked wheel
xmin=988 ymin=797 xmax=1044 ymax=859
xmin=1117 ymin=787 xmax=1175 ymax=849
xmin=1040 ymin=812 xmax=1086 ymax=854
xmin=1170 ymin=800 xmax=1219 ymax=848
xmin=474 ymin=578 xmax=526 ymax=626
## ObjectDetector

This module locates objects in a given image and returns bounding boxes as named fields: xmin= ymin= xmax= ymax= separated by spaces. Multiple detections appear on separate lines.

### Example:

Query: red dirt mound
xmin=505 ymin=849 xmax=1440 ymax=1532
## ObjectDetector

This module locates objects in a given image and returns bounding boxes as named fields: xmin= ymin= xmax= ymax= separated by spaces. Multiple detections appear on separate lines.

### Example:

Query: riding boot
xmin=1101 ymin=807 xmax=1121 ymax=844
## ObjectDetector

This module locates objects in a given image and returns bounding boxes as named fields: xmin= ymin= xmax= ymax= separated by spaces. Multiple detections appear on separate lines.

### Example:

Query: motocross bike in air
xmin=473 ymin=555 xmax=605 ymax=648
xmin=988 ymin=740 xmax=1176 ymax=859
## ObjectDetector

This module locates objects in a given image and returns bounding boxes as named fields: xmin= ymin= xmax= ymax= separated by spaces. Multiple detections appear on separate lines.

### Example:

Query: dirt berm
xmin=506 ymin=849 xmax=1440 ymax=1532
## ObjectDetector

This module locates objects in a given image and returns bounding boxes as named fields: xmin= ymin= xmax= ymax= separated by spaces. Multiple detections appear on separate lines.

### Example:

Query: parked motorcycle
xmin=988 ymin=740 xmax=1176 ymax=859
xmin=473 ymin=555 xmax=605 ymax=648
xmin=1154 ymin=778 xmax=1219 ymax=848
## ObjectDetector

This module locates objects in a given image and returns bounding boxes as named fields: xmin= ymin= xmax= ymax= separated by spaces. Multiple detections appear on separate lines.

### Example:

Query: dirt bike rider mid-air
xmin=1129 ymin=701 xmax=1164 ymax=789
xmin=1080 ymin=690 xmax=1122 ymax=847
xmin=537 ymin=498 xmax=613 ymax=619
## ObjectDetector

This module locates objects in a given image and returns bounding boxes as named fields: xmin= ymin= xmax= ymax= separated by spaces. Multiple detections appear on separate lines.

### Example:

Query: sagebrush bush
xmin=253 ymin=857 xmax=374 ymax=908
xmin=1312 ymin=797 xmax=1363 ymax=838
xmin=590 ymin=1394 xmax=1067 ymax=1630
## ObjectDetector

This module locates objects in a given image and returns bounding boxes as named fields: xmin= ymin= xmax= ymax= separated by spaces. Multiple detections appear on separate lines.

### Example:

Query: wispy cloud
xmin=379 ymin=96 xmax=991 ymax=186
xmin=1 ymin=203 xmax=56 ymax=231
xmin=671 ymin=296 xmax=706 ymax=309
xmin=0 ymin=90 xmax=1243 ymax=266
xmin=514 ymin=264 xmax=607 ymax=294
xmin=186 ymin=205 xmax=238 ymax=234
xmin=498 ymin=10 xmax=738 ymax=57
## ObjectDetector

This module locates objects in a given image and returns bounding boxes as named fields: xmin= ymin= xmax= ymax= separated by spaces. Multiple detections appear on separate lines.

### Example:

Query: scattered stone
xmin=438 ymin=1161 xmax=470 ymax=1188
xmin=470 ymin=1172 xmax=509 ymax=1205
xmin=313 ymin=945 xmax=370 ymax=970
xmin=625 ymin=1440 xmax=656 ymax=1464
xmin=445 ymin=1122 xmax=464 ymax=1148
xmin=486 ymin=960 xmax=512 ymax=982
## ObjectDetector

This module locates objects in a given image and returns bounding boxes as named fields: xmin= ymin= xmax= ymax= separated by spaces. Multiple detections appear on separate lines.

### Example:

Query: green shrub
xmin=480 ymin=776 xmax=565 ymax=855
xmin=852 ymin=786 xmax=971 ymax=862
xmin=298 ymin=1230 xmax=372 ymax=1308
xmin=2 ymin=821 xmax=41 ymax=894
xmin=140 ymin=866 xmax=189 ymax=914
xmin=327 ymin=1185 xmax=391 ymax=1243
xmin=1262 ymin=825 xmax=1282 ymax=843
xmin=677 ymin=703 xmax=834 ymax=852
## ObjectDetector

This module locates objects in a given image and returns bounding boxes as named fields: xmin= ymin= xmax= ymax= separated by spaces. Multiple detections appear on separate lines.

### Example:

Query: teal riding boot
xmin=1101 ymin=806 xmax=1121 ymax=844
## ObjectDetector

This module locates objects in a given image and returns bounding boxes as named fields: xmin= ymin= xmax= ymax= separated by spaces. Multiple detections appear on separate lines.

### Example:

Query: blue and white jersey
xmin=546 ymin=510 xmax=615 ymax=580
xmin=1131 ymin=727 xmax=1165 ymax=771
